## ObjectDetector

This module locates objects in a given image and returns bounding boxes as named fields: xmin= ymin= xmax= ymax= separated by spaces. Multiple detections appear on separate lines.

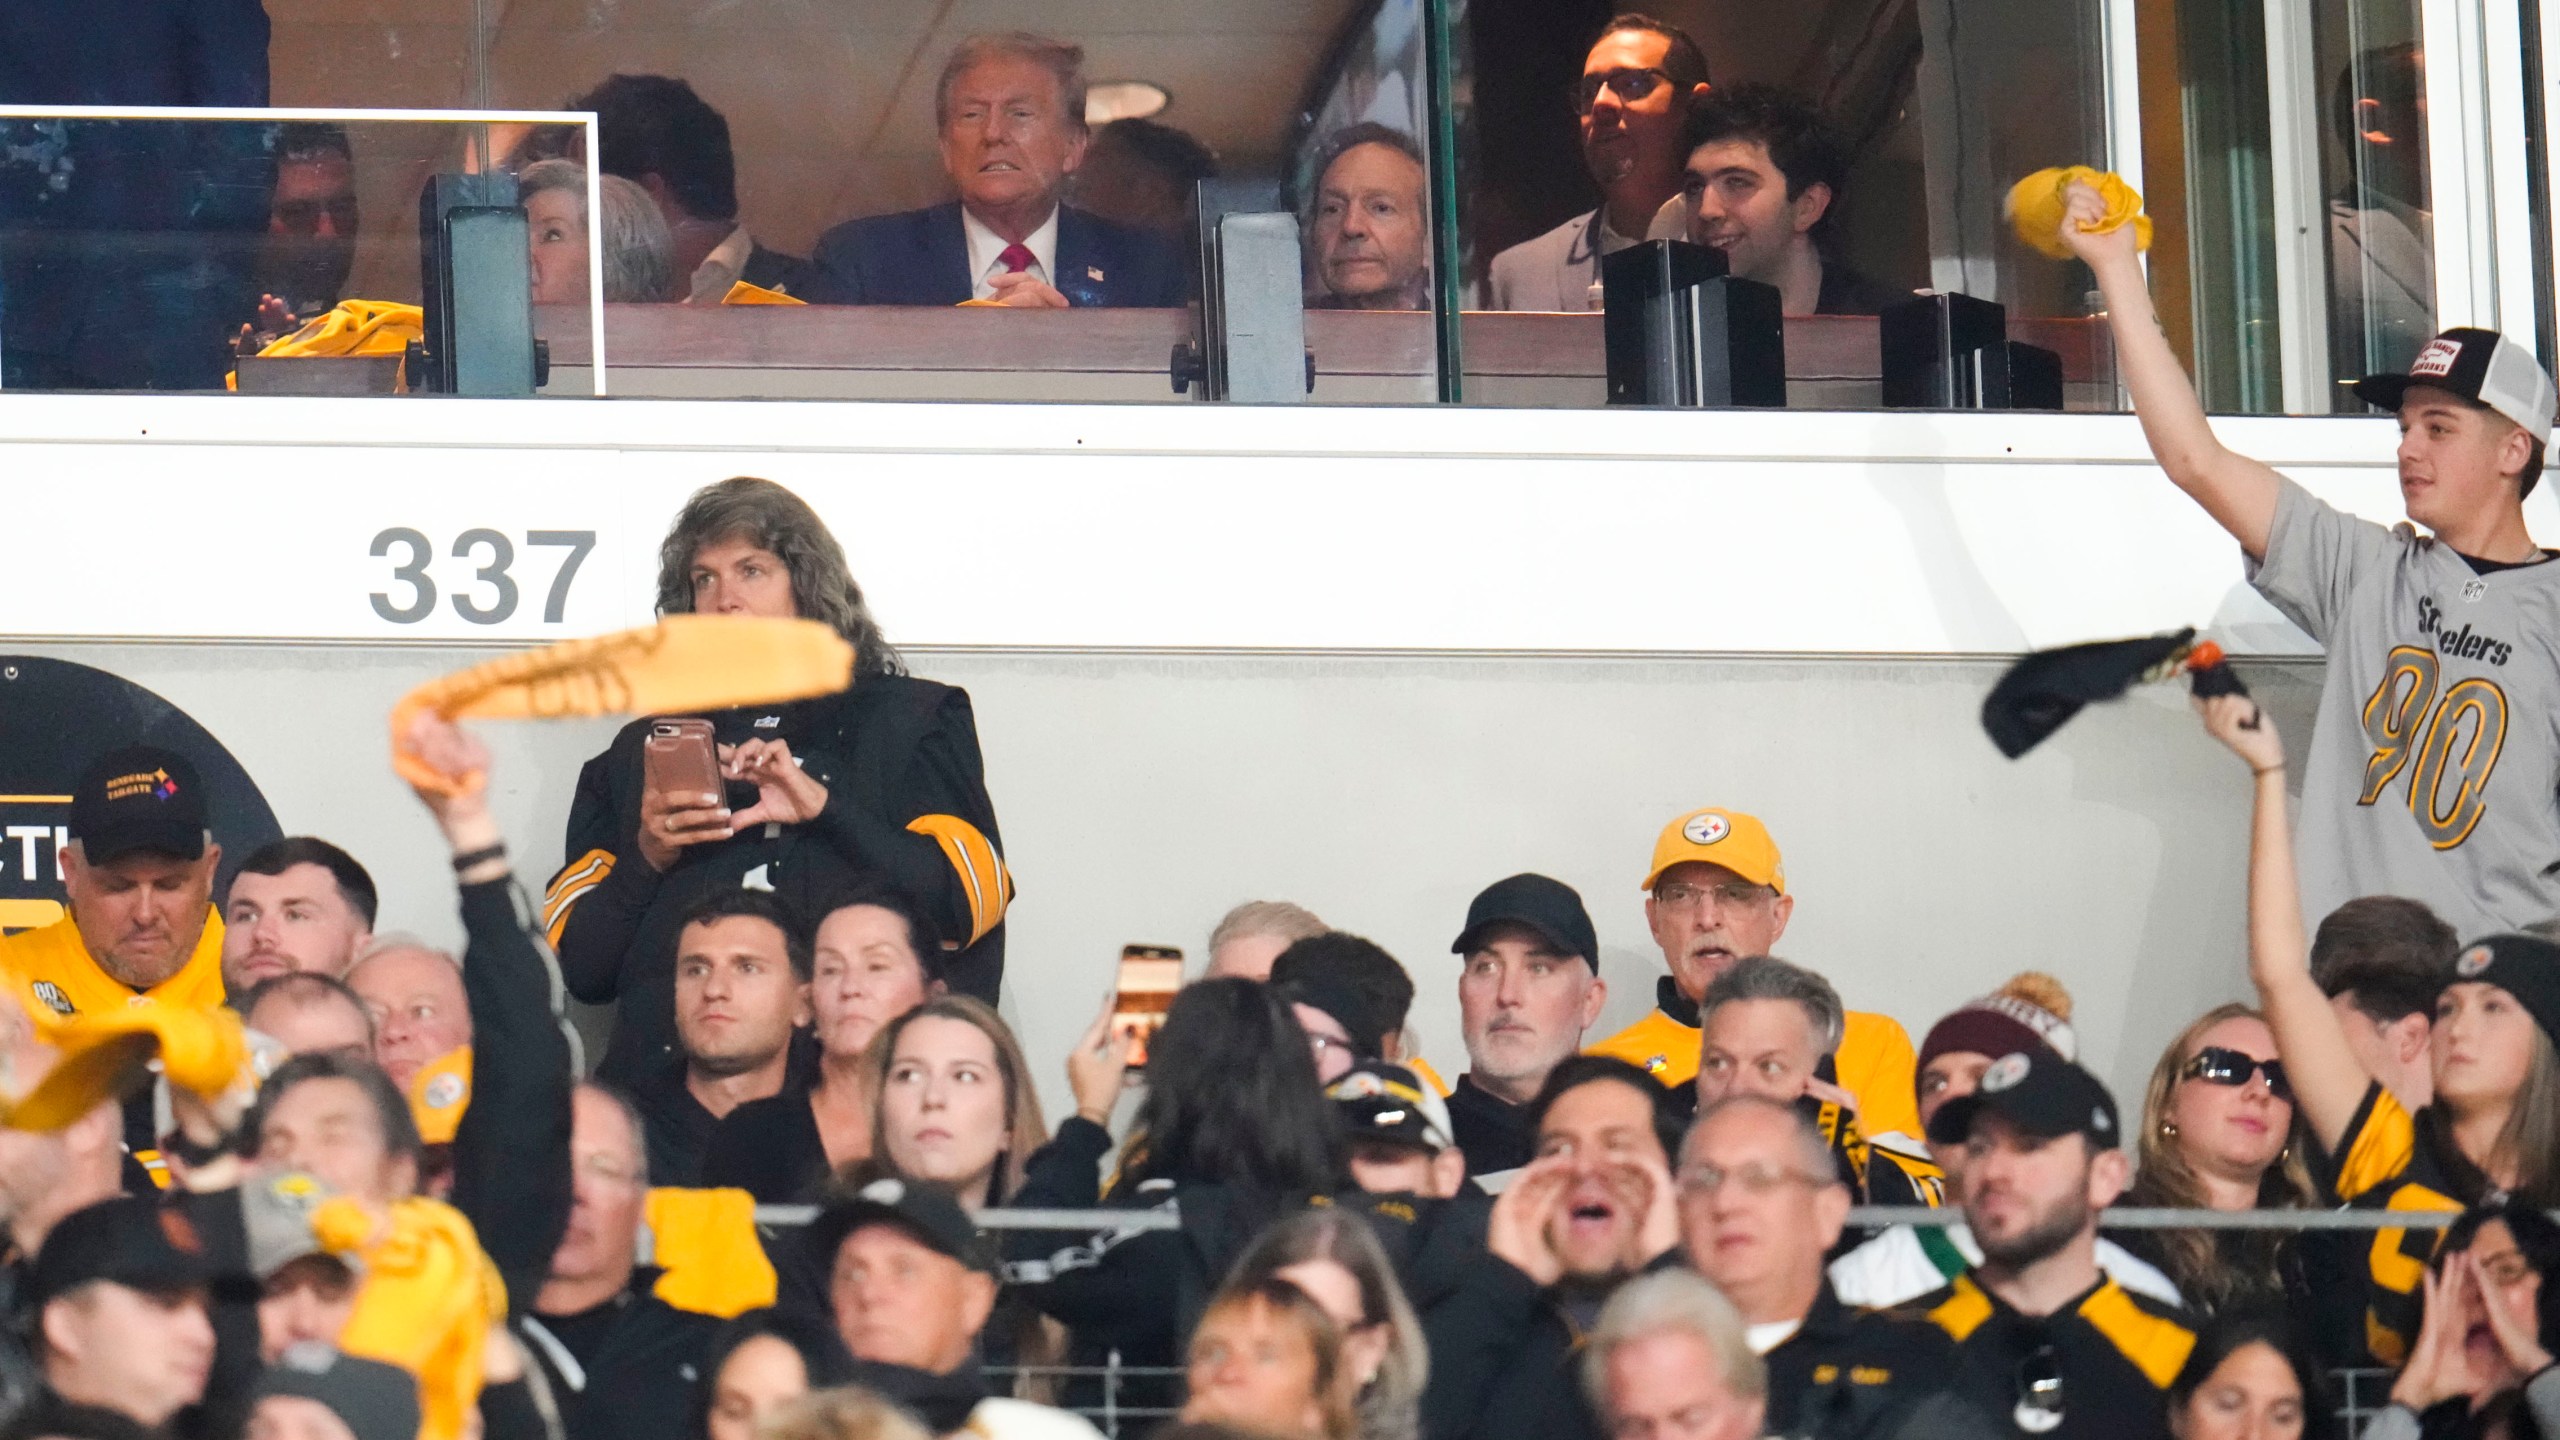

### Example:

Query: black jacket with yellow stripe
xmin=543 ymin=674 xmax=1008 ymax=1086
xmin=1766 ymin=1283 xmax=2007 ymax=1440
xmin=2311 ymin=1082 xmax=2484 ymax=1366
xmin=1903 ymin=1270 xmax=2196 ymax=1440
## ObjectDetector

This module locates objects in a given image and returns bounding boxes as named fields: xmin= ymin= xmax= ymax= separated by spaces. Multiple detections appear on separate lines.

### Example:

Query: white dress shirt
xmin=962 ymin=206 xmax=1060 ymax=299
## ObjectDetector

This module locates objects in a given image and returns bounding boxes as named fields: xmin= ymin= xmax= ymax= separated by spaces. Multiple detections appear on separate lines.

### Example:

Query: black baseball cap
xmin=253 ymin=1345 xmax=423 ymax=1440
xmin=69 ymin=744 xmax=208 ymax=866
xmin=1924 ymin=1050 xmax=2120 ymax=1148
xmin=2353 ymin=328 xmax=2557 ymax=445
xmin=2447 ymin=934 xmax=2560 ymax=1049
xmin=1328 ymin=1061 xmax=1455 ymax=1153
xmin=1450 ymin=873 xmax=1598 ymax=970
xmin=808 ymin=1178 xmax=995 ymax=1275
xmin=27 ymin=1196 xmax=220 ymax=1307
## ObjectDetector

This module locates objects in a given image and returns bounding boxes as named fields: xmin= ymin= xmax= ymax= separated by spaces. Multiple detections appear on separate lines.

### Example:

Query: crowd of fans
xmin=2 ymin=448 xmax=2556 ymax=1440
xmin=5 ymin=115 xmax=2560 ymax=1440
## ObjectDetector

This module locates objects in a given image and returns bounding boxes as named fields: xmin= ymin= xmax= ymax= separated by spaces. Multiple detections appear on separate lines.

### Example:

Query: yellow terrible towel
xmin=319 ymin=1195 xmax=509 ymax=1440
xmin=389 ymin=615 xmax=856 ymax=795
xmin=2006 ymin=166 xmax=2153 ymax=259
xmin=4 ymin=1003 xmax=258 ymax=1132
xmin=645 ymin=1185 xmax=778 ymax=1318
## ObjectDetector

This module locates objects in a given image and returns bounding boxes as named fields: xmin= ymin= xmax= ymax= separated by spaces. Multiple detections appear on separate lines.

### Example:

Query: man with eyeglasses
xmin=519 ymin=1083 xmax=722 ymax=1440
xmin=1487 ymin=14 xmax=1711 ymax=312
xmin=1589 ymin=807 xmax=1920 ymax=1140
xmin=1679 ymin=1096 xmax=2003 ymax=1440
xmin=1905 ymin=1050 xmax=2196 ymax=1440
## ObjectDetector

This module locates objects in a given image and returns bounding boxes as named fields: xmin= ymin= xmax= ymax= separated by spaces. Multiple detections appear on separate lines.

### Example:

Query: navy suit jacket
xmin=804 ymin=200 xmax=1187 ymax=307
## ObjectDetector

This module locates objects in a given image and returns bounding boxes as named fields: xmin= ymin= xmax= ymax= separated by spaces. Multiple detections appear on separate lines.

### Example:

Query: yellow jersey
xmin=0 ymin=908 xmax=226 ymax=1029
xmin=1588 ymin=998 xmax=1923 ymax=1142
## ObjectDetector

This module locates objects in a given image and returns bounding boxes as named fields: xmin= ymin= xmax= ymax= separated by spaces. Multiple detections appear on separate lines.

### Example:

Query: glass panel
xmin=0 ymin=111 xmax=601 ymax=395
xmin=2313 ymin=0 xmax=2434 ymax=399
xmin=2154 ymin=0 xmax=2285 ymax=412
xmin=350 ymin=4 xmax=1456 ymax=405
xmin=1444 ymin=0 xmax=2121 ymax=408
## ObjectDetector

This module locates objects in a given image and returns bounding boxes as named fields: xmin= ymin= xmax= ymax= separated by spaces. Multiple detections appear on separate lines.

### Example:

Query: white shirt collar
xmin=961 ymin=205 xmax=1061 ymax=299
xmin=1745 ymin=1318 xmax=1802 ymax=1355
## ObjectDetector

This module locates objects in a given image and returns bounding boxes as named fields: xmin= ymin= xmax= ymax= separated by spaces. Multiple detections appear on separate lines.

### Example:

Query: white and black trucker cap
xmin=2354 ymin=328 xmax=2557 ymax=446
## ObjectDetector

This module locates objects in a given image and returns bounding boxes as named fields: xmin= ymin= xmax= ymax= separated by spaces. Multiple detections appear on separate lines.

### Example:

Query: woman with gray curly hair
xmin=545 ymin=476 xmax=1010 ymax=1111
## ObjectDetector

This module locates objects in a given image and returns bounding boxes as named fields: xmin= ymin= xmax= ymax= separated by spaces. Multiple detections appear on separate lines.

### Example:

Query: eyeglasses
xmin=2014 ymin=1345 xmax=2063 ymax=1433
xmin=1652 ymin=879 xmax=1771 ymax=914
xmin=1571 ymin=67 xmax=1675 ymax=114
xmin=2178 ymin=1047 xmax=2291 ymax=1100
xmin=1676 ymin=1162 xmax=1826 ymax=1197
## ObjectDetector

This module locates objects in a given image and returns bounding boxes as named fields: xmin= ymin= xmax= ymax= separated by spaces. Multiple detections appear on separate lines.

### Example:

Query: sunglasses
xmin=2179 ymin=1047 xmax=2291 ymax=1099
xmin=2013 ymin=1344 xmax=2063 ymax=1434
xmin=1571 ymin=67 xmax=1674 ymax=114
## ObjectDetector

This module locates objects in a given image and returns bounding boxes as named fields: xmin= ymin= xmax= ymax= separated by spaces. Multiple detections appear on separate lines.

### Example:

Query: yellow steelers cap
xmin=1641 ymin=808 xmax=1785 ymax=893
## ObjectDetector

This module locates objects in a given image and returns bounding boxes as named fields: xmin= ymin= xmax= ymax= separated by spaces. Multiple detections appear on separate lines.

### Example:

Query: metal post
xmin=1419 ymin=0 xmax=1465 ymax=403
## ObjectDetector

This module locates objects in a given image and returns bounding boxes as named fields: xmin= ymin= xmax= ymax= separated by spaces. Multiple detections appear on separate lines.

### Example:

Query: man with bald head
xmin=239 ymin=973 xmax=374 ymax=1061
xmin=1678 ymin=1097 xmax=1995 ymax=1439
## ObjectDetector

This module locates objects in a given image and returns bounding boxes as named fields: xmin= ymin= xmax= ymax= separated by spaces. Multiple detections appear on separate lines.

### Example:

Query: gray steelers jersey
xmin=2248 ymin=478 xmax=2560 ymax=940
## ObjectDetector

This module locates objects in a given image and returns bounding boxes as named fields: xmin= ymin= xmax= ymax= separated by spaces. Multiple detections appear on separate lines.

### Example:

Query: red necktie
xmin=998 ymin=243 xmax=1036 ymax=275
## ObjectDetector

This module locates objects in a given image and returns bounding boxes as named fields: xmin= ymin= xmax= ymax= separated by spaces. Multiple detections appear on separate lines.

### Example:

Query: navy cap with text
xmin=68 ymin=744 xmax=208 ymax=866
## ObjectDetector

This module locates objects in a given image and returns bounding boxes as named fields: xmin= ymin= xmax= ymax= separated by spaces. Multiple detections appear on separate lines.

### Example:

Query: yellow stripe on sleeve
xmin=1928 ymin=1274 xmax=1995 ymax=1343
xmin=905 ymin=815 xmax=1011 ymax=944
xmin=2077 ymin=1281 xmax=2198 ymax=1388
xmin=542 ymin=849 xmax=616 ymax=945
xmin=2335 ymin=1087 xmax=2419 ymax=1202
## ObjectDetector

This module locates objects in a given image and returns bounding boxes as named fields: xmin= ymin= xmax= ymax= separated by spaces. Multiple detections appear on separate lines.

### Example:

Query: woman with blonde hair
xmin=2118 ymin=1002 xmax=2318 ymax=1316
xmin=1220 ymin=1209 xmax=1427 ymax=1440
xmin=1181 ymin=1278 xmax=1359 ymax=1440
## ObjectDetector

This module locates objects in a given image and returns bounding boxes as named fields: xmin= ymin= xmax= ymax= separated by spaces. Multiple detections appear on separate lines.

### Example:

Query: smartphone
xmin=642 ymin=718 xmax=722 ymax=813
xmin=1113 ymin=945 xmax=1185 ymax=1071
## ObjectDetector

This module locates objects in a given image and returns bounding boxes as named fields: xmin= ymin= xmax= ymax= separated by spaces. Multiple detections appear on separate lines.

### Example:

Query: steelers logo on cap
xmin=2457 ymin=945 xmax=2494 ymax=979
xmin=860 ymin=1178 xmax=908 ymax=1205
xmin=1982 ymin=1052 xmax=2033 ymax=1092
xmin=1683 ymin=812 xmax=1731 ymax=846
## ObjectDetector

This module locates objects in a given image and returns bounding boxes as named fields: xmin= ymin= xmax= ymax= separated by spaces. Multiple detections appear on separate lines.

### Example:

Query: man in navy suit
xmin=805 ymin=33 xmax=1187 ymax=309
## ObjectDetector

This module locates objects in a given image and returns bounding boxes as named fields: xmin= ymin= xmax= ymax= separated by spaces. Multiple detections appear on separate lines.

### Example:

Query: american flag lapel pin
xmin=1088 ymin=266 xmax=1106 ymax=282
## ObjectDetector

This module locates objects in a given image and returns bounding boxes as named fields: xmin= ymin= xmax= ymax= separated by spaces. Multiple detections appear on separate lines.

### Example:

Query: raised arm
xmin=399 ymin=712 xmax=576 ymax=1307
xmin=2059 ymin=180 xmax=2284 ymax=557
xmin=2194 ymin=692 xmax=2368 ymax=1152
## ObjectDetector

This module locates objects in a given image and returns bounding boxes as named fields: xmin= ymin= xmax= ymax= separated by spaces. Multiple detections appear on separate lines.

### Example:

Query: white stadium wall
xmin=11 ymin=392 xmax=2546 ymax=1121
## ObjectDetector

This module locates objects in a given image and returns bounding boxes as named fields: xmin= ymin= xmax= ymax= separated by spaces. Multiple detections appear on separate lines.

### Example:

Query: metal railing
xmin=756 ymin=1203 xmax=2476 ymax=1438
